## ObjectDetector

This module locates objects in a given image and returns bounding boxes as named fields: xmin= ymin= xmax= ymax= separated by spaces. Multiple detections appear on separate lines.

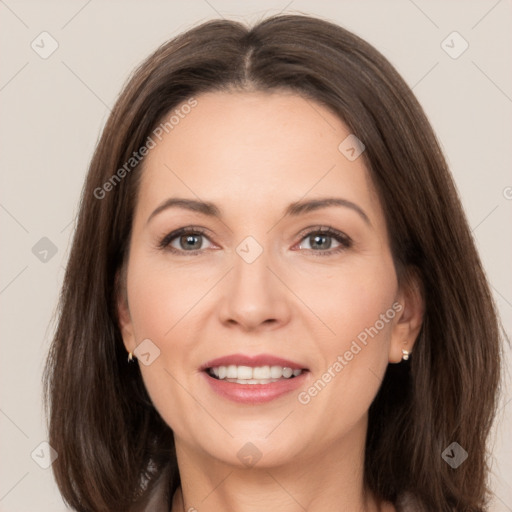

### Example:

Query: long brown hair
xmin=44 ymin=14 xmax=502 ymax=511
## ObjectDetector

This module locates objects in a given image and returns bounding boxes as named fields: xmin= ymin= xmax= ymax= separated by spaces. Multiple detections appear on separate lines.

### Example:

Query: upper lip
xmin=200 ymin=353 xmax=308 ymax=371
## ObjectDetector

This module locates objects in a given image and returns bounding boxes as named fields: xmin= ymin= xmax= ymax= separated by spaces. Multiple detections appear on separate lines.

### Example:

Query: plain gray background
xmin=1 ymin=1 xmax=511 ymax=510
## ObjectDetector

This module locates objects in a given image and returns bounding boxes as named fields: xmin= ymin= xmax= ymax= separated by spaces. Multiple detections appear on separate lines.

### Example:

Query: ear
xmin=115 ymin=266 xmax=136 ymax=354
xmin=389 ymin=268 xmax=424 ymax=363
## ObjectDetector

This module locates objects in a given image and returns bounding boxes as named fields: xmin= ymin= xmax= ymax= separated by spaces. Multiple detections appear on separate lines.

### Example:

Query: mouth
xmin=200 ymin=353 xmax=309 ymax=385
xmin=205 ymin=364 xmax=306 ymax=384
xmin=199 ymin=353 xmax=310 ymax=403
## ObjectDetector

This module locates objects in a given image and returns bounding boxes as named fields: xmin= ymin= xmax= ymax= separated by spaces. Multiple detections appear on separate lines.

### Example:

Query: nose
xmin=217 ymin=246 xmax=292 ymax=332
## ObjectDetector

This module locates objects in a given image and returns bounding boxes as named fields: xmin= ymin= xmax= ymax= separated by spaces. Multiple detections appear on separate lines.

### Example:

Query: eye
xmin=158 ymin=225 xmax=352 ymax=256
xmin=158 ymin=227 xmax=214 ymax=254
xmin=296 ymin=226 xmax=352 ymax=255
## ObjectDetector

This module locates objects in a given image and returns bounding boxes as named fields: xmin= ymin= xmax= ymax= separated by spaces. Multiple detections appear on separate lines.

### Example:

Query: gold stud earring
xmin=127 ymin=352 xmax=135 ymax=363
xmin=402 ymin=349 xmax=410 ymax=361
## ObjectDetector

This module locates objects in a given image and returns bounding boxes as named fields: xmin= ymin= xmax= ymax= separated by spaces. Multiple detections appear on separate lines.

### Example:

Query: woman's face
xmin=118 ymin=90 xmax=417 ymax=468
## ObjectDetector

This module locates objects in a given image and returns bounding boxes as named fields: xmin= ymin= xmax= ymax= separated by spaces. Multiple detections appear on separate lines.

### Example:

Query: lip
xmin=201 ymin=369 xmax=310 ymax=404
xmin=200 ymin=353 xmax=308 ymax=371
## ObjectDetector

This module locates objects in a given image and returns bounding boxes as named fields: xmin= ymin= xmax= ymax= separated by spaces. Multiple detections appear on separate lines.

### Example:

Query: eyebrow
xmin=146 ymin=197 xmax=371 ymax=226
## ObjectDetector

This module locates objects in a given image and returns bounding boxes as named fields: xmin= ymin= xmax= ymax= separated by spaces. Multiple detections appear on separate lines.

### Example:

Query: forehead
xmin=136 ymin=90 xmax=382 ymax=225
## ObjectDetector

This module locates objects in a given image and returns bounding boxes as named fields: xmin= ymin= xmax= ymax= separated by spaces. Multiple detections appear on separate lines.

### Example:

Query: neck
xmin=170 ymin=416 xmax=389 ymax=512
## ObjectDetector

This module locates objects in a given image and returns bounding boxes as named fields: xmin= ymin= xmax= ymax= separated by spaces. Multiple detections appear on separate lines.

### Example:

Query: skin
xmin=117 ymin=90 xmax=423 ymax=512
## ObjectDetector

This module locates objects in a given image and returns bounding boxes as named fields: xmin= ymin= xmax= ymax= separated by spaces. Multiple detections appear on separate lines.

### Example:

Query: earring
xmin=401 ymin=349 xmax=410 ymax=361
xmin=127 ymin=352 xmax=135 ymax=363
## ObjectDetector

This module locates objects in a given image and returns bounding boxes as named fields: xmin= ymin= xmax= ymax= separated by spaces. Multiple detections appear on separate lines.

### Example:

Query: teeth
xmin=282 ymin=367 xmax=293 ymax=378
xmin=226 ymin=365 xmax=238 ymax=378
xmin=237 ymin=365 xmax=253 ymax=380
xmin=270 ymin=365 xmax=283 ymax=379
xmin=209 ymin=365 xmax=303 ymax=381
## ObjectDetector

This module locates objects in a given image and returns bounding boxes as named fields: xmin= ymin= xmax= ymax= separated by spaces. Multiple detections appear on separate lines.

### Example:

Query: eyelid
xmin=295 ymin=224 xmax=351 ymax=242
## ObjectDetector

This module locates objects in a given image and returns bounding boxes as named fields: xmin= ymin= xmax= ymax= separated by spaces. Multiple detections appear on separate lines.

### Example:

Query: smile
xmin=207 ymin=364 xmax=303 ymax=384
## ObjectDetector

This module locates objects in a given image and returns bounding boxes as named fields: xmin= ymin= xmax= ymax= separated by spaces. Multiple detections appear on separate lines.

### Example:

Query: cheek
xmin=293 ymin=252 xmax=397 ymax=346
xmin=126 ymin=253 xmax=215 ymax=341
xmin=124 ymin=256 xmax=210 ymax=424
xmin=294 ymin=255 xmax=397 ymax=417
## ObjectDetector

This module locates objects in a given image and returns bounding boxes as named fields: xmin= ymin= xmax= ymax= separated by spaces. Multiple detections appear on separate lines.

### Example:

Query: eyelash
xmin=158 ymin=225 xmax=352 ymax=257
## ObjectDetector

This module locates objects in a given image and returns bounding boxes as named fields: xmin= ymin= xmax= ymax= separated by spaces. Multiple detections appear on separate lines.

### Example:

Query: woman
xmin=44 ymin=13 xmax=502 ymax=512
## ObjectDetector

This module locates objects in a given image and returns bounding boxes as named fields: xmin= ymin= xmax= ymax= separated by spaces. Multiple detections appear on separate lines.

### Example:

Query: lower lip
xmin=202 ymin=370 xmax=309 ymax=404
